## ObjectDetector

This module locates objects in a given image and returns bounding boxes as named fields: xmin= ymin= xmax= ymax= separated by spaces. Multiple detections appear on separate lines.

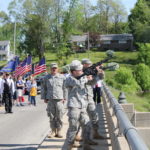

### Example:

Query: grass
xmin=109 ymin=87 xmax=150 ymax=112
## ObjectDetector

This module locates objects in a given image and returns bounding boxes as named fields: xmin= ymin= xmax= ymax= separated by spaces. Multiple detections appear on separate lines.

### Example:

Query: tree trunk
xmin=38 ymin=39 xmax=44 ymax=60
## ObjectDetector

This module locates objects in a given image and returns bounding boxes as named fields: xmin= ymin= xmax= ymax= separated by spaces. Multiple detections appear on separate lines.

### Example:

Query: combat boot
xmin=55 ymin=128 xmax=63 ymax=138
xmin=83 ymin=144 xmax=94 ymax=150
xmin=86 ymin=139 xmax=98 ymax=145
xmin=93 ymin=129 xmax=105 ymax=139
xmin=47 ymin=129 xmax=56 ymax=138
xmin=75 ymin=135 xmax=83 ymax=141
xmin=72 ymin=141 xmax=82 ymax=148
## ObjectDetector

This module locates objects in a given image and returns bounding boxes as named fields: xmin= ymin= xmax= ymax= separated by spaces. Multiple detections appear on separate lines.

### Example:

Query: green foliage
xmin=110 ymin=87 xmax=150 ymax=112
xmin=128 ymin=0 xmax=150 ymax=42
xmin=56 ymin=42 xmax=72 ymax=65
xmin=112 ymin=67 xmax=140 ymax=92
xmin=137 ymin=43 xmax=150 ymax=66
xmin=134 ymin=63 xmax=150 ymax=92
xmin=19 ymin=14 xmax=48 ymax=59
xmin=0 ymin=11 xmax=10 ymax=24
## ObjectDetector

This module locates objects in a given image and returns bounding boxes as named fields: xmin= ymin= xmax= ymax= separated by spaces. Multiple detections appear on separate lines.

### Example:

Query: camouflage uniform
xmin=65 ymin=60 xmax=94 ymax=150
xmin=65 ymin=76 xmax=90 ymax=144
xmin=82 ymin=59 xmax=105 ymax=139
xmin=41 ymin=72 xmax=66 ymax=134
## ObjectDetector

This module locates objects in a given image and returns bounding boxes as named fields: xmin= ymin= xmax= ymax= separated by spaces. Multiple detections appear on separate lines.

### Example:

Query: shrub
xmin=134 ymin=63 xmax=150 ymax=92
xmin=137 ymin=43 xmax=150 ymax=66
xmin=113 ymin=67 xmax=140 ymax=92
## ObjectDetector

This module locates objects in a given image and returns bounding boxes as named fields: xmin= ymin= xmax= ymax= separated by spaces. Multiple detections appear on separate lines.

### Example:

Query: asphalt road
xmin=0 ymin=96 xmax=49 ymax=150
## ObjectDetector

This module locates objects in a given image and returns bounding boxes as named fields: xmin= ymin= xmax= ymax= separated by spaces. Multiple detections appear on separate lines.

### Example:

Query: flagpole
xmin=13 ymin=21 xmax=16 ymax=56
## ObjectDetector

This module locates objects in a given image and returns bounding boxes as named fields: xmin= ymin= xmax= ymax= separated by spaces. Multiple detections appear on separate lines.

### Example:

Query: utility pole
xmin=87 ymin=31 xmax=90 ymax=58
xmin=13 ymin=21 xmax=16 ymax=56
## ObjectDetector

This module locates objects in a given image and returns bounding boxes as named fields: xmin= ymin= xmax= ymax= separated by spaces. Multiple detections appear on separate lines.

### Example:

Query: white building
xmin=0 ymin=41 xmax=14 ymax=61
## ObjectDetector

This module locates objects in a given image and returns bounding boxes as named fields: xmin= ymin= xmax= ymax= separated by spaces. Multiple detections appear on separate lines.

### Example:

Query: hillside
xmin=41 ymin=50 xmax=150 ymax=112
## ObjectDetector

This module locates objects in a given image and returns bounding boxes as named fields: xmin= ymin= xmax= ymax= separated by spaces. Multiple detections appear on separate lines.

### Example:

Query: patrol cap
xmin=81 ymin=58 xmax=92 ymax=65
xmin=62 ymin=65 xmax=69 ymax=73
xmin=70 ymin=60 xmax=83 ymax=71
xmin=50 ymin=63 xmax=58 ymax=68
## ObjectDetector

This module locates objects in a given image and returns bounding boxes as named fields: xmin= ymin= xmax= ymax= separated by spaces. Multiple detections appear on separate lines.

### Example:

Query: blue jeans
xmin=30 ymin=96 xmax=36 ymax=106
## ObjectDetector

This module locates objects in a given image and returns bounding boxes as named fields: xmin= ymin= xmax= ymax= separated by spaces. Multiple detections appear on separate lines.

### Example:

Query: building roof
xmin=100 ymin=34 xmax=133 ymax=41
xmin=70 ymin=34 xmax=88 ymax=42
xmin=0 ymin=41 xmax=10 ymax=46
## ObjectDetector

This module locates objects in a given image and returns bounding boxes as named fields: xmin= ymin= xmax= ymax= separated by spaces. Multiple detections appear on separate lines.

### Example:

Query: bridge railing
xmin=102 ymin=82 xmax=149 ymax=150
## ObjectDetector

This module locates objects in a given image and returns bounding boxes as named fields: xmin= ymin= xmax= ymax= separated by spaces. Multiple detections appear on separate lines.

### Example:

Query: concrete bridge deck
xmin=38 ymin=104 xmax=112 ymax=150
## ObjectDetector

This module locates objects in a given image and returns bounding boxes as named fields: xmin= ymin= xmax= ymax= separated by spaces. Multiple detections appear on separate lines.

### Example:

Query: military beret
xmin=50 ymin=63 xmax=58 ymax=68
xmin=81 ymin=58 xmax=92 ymax=65
xmin=70 ymin=60 xmax=83 ymax=71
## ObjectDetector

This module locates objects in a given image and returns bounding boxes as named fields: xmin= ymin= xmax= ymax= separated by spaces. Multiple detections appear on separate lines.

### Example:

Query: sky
xmin=0 ymin=0 xmax=137 ymax=14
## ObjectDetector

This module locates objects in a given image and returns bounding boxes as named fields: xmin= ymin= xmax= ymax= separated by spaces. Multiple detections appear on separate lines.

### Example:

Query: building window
xmin=119 ymin=40 xmax=127 ymax=44
xmin=0 ymin=46 xmax=5 ymax=50
xmin=103 ymin=41 xmax=111 ymax=44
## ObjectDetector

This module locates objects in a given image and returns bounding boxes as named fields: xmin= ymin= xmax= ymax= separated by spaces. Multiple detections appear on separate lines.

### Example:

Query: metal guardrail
xmin=102 ymin=82 xmax=149 ymax=150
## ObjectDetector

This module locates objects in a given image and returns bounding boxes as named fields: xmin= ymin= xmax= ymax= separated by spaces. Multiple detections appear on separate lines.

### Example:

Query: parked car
xmin=35 ymin=75 xmax=46 ymax=94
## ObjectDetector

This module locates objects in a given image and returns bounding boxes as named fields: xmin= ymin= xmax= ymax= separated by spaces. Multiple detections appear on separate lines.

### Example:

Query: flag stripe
xmin=33 ymin=58 xmax=46 ymax=76
xmin=15 ymin=56 xmax=32 ymax=77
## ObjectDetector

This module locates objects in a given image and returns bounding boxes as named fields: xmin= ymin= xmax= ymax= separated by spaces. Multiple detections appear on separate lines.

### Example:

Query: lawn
xmin=109 ymin=86 xmax=150 ymax=112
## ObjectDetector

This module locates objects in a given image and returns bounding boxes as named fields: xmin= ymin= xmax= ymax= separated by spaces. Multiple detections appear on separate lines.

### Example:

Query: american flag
xmin=33 ymin=57 xmax=46 ymax=76
xmin=15 ymin=56 xmax=32 ymax=77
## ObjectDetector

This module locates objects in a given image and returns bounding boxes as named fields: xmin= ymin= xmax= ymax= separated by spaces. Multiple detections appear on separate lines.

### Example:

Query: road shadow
xmin=0 ymin=144 xmax=39 ymax=150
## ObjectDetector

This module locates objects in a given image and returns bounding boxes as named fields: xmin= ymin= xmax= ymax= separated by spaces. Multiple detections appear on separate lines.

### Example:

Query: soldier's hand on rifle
xmin=87 ymin=75 xmax=93 ymax=81
xmin=96 ymin=66 xmax=104 ymax=74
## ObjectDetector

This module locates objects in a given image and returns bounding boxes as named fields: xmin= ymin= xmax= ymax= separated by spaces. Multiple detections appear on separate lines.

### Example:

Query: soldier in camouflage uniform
xmin=65 ymin=60 xmax=95 ymax=150
xmin=81 ymin=59 xmax=105 ymax=140
xmin=41 ymin=63 xmax=66 ymax=138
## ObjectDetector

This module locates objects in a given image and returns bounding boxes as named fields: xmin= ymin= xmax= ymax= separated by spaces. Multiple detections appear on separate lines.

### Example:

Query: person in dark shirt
xmin=1 ymin=73 xmax=15 ymax=113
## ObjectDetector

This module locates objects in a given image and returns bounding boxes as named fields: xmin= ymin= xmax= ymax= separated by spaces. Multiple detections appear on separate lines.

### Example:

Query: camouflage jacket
xmin=41 ymin=73 xmax=66 ymax=100
xmin=65 ymin=76 xmax=89 ymax=108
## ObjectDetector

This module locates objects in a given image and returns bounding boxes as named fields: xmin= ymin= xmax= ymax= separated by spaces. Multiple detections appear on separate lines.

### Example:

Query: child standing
xmin=30 ymin=79 xmax=37 ymax=106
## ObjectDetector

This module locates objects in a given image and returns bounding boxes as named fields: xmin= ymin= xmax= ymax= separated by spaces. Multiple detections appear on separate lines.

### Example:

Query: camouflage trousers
xmin=87 ymin=99 xmax=99 ymax=129
xmin=47 ymin=99 xmax=64 ymax=130
xmin=66 ymin=107 xmax=91 ymax=144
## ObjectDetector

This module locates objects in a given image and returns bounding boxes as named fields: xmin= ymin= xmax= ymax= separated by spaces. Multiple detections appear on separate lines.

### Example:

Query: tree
xmin=110 ymin=0 xmax=127 ymax=33
xmin=134 ymin=63 xmax=150 ymax=92
xmin=137 ymin=43 xmax=150 ymax=66
xmin=0 ymin=11 xmax=10 ymax=24
xmin=8 ymin=0 xmax=54 ymax=59
xmin=19 ymin=14 xmax=48 ymax=59
xmin=128 ymin=0 xmax=150 ymax=42
xmin=90 ymin=0 xmax=127 ymax=34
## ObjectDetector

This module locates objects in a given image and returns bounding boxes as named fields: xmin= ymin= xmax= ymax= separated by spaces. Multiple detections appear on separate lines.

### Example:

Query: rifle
xmin=100 ymin=64 xmax=117 ymax=70
xmin=76 ymin=57 xmax=111 ymax=80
